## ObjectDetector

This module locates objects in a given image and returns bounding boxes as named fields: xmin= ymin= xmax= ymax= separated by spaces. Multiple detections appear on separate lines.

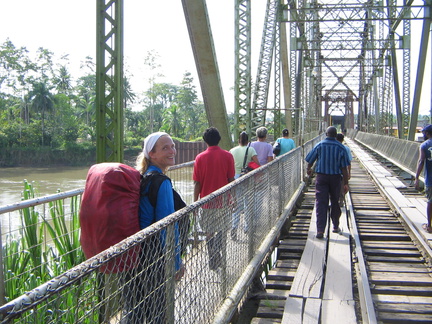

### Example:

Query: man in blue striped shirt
xmin=305 ymin=126 xmax=350 ymax=238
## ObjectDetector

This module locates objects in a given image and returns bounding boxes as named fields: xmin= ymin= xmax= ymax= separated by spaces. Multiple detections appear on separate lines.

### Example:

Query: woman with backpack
xmin=125 ymin=131 xmax=185 ymax=324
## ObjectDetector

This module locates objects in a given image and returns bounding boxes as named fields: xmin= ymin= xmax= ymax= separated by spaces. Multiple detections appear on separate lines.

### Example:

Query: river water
xmin=0 ymin=166 xmax=90 ymax=207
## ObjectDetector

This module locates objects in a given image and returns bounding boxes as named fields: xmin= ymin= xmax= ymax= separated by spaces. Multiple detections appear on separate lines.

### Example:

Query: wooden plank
xmin=322 ymin=300 xmax=357 ymax=324
xmin=323 ymin=208 xmax=353 ymax=300
xmin=256 ymin=299 xmax=285 ymax=318
xmin=376 ymin=302 xmax=432 ymax=313
xmin=368 ymin=262 xmax=428 ymax=272
xmin=281 ymin=297 xmax=303 ymax=324
xmin=406 ymin=197 xmax=427 ymax=218
xmin=372 ymin=285 xmax=432 ymax=295
xmin=288 ymin=208 xmax=326 ymax=298
xmin=400 ymin=206 xmax=428 ymax=226
xmin=266 ymin=269 xmax=296 ymax=281
xmin=383 ymin=187 xmax=415 ymax=207
xmin=386 ymin=176 xmax=406 ymax=189
xmin=303 ymin=298 xmax=321 ymax=324
xmin=379 ymin=312 xmax=432 ymax=323
xmin=321 ymin=207 xmax=357 ymax=323
xmin=370 ymin=272 xmax=432 ymax=284
xmin=374 ymin=294 xmax=432 ymax=304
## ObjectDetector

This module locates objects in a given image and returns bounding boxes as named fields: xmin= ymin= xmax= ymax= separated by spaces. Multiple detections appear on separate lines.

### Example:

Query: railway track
xmin=246 ymin=145 xmax=432 ymax=323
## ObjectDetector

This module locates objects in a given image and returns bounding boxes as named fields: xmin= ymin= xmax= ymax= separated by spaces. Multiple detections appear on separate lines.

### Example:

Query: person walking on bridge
xmin=305 ymin=126 xmax=350 ymax=239
xmin=251 ymin=126 xmax=274 ymax=165
xmin=193 ymin=127 xmax=235 ymax=270
xmin=415 ymin=124 xmax=432 ymax=234
xmin=274 ymin=128 xmax=296 ymax=157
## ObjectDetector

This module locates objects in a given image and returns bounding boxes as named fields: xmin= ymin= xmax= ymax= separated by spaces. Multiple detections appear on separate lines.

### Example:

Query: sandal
xmin=422 ymin=223 xmax=432 ymax=234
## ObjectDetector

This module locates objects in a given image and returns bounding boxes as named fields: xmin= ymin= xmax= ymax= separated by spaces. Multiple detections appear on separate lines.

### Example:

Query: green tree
xmin=176 ymin=72 xmax=206 ymax=139
xmin=28 ymin=82 xmax=55 ymax=146
xmin=0 ymin=40 xmax=36 ymax=92
xmin=162 ymin=104 xmax=182 ymax=137
xmin=143 ymin=51 xmax=164 ymax=132
xmin=54 ymin=65 xmax=72 ymax=94
xmin=123 ymin=77 xmax=136 ymax=110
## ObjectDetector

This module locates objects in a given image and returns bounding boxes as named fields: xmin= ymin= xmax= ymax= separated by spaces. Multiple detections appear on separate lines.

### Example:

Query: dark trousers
xmin=123 ymin=238 xmax=166 ymax=324
xmin=315 ymin=173 xmax=342 ymax=232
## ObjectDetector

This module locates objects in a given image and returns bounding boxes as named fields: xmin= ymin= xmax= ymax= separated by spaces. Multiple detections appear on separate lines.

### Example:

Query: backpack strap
xmin=140 ymin=171 xmax=186 ymax=211
xmin=140 ymin=171 xmax=170 ymax=208
xmin=242 ymin=142 xmax=251 ymax=169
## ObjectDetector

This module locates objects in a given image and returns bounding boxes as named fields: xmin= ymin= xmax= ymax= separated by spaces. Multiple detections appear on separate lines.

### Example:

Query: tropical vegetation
xmin=0 ymin=40 xmax=210 ymax=166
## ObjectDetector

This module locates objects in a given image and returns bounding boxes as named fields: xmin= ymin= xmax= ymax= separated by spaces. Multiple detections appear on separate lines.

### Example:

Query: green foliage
xmin=0 ymin=41 xmax=209 ymax=165
xmin=2 ymin=181 xmax=91 ymax=321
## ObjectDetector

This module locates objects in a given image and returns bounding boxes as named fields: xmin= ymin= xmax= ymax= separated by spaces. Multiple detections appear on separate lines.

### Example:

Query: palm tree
xmin=75 ymin=92 xmax=95 ymax=127
xmin=123 ymin=77 xmax=136 ymax=109
xmin=28 ymin=82 xmax=54 ymax=146
xmin=54 ymin=65 xmax=72 ymax=94
xmin=162 ymin=104 xmax=182 ymax=138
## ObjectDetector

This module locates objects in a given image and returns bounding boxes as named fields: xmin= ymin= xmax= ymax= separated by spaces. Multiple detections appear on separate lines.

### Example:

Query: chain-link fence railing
xmin=0 ymin=136 xmax=323 ymax=323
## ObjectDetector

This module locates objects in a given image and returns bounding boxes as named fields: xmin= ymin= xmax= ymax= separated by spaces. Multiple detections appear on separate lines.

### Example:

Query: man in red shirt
xmin=193 ymin=127 xmax=235 ymax=270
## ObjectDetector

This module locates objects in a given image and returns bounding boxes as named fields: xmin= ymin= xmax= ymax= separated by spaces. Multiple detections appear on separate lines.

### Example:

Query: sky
xmin=0 ymin=0 xmax=430 ymax=116
xmin=0 ymin=0 xmax=267 ymax=114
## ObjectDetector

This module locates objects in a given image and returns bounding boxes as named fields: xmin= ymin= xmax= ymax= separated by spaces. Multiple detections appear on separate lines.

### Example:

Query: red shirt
xmin=193 ymin=146 xmax=235 ymax=199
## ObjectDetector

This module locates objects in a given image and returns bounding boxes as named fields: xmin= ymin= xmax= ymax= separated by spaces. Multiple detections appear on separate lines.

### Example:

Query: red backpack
xmin=79 ymin=163 xmax=141 ymax=273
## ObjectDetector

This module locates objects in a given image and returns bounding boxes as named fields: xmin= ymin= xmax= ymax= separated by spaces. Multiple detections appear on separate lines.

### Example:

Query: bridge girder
xmin=96 ymin=0 xmax=124 ymax=163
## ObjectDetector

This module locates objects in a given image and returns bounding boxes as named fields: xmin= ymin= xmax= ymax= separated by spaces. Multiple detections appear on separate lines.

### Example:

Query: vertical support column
xmin=96 ymin=0 xmax=124 ymax=163
xmin=409 ymin=1 xmax=431 ymax=140
xmin=402 ymin=1 xmax=411 ymax=139
xmin=280 ymin=18 xmax=293 ymax=136
xmin=274 ymin=3 xmax=282 ymax=139
xmin=234 ymin=0 xmax=252 ymax=141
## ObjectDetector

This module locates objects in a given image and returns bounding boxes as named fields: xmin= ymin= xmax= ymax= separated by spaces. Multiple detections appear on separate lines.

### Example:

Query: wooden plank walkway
xmin=281 ymin=205 xmax=356 ymax=324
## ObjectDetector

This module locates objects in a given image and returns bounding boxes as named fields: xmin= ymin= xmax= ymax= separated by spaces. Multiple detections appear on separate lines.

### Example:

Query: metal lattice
xmin=96 ymin=0 xmax=124 ymax=163
xmin=234 ymin=0 xmax=252 ymax=140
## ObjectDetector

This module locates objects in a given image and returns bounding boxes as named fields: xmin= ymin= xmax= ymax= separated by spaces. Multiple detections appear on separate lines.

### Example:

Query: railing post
xmin=0 ymin=226 xmax=4 ymax=306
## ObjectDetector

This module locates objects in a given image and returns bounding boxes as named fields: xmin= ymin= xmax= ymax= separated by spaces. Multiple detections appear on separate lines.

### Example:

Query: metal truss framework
xmin=284 ymin=0 xmax=428 ymax=140
xmin=96 ymin=0 xmax=124 ymax=162
xmin=234 ymin=0 xmax=429 ymax=141
xmin=95 ymin=1 xmax=430 ymax=155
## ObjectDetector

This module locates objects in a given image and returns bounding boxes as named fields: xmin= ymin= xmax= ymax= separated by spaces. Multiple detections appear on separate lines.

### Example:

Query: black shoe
xmin=332 ymin=227 xmax=341 ymax=233
xmin=316 ymin=232 xmax=324 ymax=239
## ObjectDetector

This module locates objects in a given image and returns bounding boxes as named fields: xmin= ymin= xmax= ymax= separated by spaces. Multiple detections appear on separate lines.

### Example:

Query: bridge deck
xmin=248 ymin=138 xmax=432 ymax=324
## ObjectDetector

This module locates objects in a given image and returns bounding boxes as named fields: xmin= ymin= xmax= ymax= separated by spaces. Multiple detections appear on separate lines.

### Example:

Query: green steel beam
xmin=181 ymin=0 xmax=232 ymax=150
xmin=409 ymin=1 xmax=431 ymax=140
xmin=96 ymin=0 xmax=124 ymax=163
xmin=250 ymin=0 xmax=278 ymax=135
xmin=234 ymin=0 xmax=252 ymax=142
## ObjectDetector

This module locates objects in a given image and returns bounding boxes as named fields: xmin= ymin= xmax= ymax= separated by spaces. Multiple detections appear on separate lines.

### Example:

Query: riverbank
xmin=0 ymin=146 xmax=140 ymax=167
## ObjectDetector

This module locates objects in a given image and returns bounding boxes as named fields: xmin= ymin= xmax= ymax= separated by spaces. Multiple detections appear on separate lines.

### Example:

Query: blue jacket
xmin=139 ymin=165 xmax=181 ymax=270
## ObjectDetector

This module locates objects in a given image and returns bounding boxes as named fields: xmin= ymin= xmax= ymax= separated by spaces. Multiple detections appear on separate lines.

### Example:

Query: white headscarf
xmin=143 ymin=132 xmax=168 ymax=159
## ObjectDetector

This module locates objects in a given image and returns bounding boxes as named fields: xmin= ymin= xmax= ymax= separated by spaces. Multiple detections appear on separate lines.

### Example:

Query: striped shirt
xmin=305 ymin=137 xmax=350 ymax=175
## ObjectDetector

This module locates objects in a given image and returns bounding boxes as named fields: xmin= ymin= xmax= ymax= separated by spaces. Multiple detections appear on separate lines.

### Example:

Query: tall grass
xmin=2 ymin=180 xmax=94 ymax=322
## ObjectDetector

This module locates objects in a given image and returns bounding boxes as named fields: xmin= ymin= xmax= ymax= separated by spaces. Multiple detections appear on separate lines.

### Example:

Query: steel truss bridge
xmin=95 ymin=0 xmax=431 ymax=161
